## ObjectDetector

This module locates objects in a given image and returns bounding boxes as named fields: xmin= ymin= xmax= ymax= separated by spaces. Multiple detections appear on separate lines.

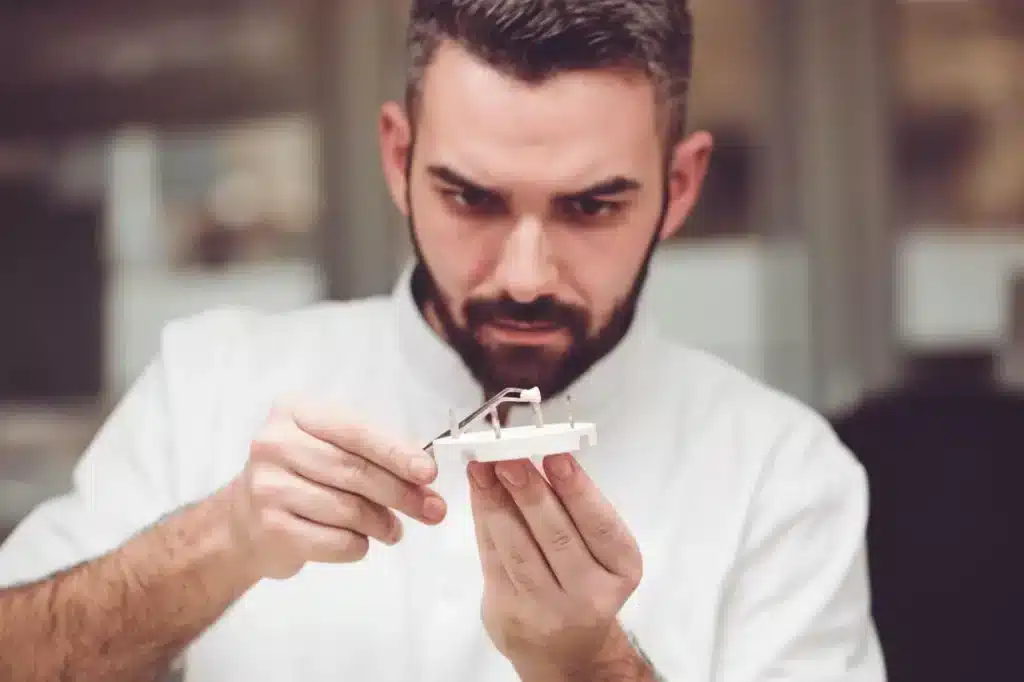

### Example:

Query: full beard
xmin=407 ymin=219 xmax=663 ymax=401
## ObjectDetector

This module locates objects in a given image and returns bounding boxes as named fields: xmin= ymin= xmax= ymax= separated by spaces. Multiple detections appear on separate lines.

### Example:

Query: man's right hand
xmin=225 ymin=401 xmax=447 ymax=580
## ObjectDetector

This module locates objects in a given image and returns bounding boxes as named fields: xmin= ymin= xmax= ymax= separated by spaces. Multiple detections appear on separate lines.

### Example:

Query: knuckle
xmin=384 ymin=442 xmax=404 ymax=468
xmin=548 ymin=530 xmax=574 ymax=552
xmin=510 ymin=570 xmax=539 ymax=594
xmin=336 ymin=451 xmax=369 ymax=484
xmin=591 ymin=584 xmax=623 ymax=616
xmin=345 ymin=422 xmax=371 ymax=450
xmin=591 ymin=521 xmax=619 ymax=544
xmin=616 ymin=581 xmax=638 ymax=607
xmin=249 ymin=467 xmax=284 ymax=508
xmin=338 ymin=496 xmax=365 ymax=527
xmin=508 ymin=548 xmax=529 ymax=567
xmin=251 ymin=423 xmax=293 ymax=462
xmin=249 ymin=436 xmax=277 ymax=462
xmin=260 ymin=508 xmax=290 ymax=537
xmin=623 ymin=555 xmax=644 ymax=587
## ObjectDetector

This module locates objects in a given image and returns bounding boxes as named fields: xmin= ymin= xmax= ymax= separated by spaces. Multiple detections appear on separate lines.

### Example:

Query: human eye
xmin=561 ymin=196 xmax=624 ymax=223
xmin=440 ymin=186 xmax=504 ymax=216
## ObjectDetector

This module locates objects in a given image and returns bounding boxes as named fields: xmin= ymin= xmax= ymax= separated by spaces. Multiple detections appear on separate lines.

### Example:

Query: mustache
xmin=464 ymin=295 xmax=588 ymax=332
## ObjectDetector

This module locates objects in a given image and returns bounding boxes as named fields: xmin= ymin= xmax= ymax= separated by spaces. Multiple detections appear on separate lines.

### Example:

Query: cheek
xmin=556 ymin=229 xmax=650 ymax=311
xmin=410 ymin=190 xmax=496 ymax=296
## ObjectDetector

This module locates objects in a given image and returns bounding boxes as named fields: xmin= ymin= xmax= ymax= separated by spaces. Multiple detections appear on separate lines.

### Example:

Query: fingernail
xmin=387 ymin=519 xmax=404 ymax=545
xmin=468 ymin=462 xmax=497 ymax=489
xmin=409 ymin=456 xmax=436 ymax=483
xmin=422 ymin=495 xmax=447 ymax=522
xmin=546 ymin=454 xmax=574 ymax=481
xmin=497 ymin=461 xmax=529 ymax=488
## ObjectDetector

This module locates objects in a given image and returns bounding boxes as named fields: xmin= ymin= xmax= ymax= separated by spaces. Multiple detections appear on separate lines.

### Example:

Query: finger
xmin=543 ymin=454 xmax=641 ymax=580
xmin=467 ymin=460 xmax=559 ymax=597
xmin=492 ymin=458 xmax=594 ymax=589
xmin=312 ymin=442 xmax=447 ymax=525
xmin=256 ymin=424 xmax=447 ymax=525
xmin=290 ymin=403 xmax=437 ymax=485
xmin=466 ymin=464 xmax=515 ymax=591
xmin=280 ymin=477 xmax=402 ymax=546
xmin=265 ymin=509 xmax=371 ymax=564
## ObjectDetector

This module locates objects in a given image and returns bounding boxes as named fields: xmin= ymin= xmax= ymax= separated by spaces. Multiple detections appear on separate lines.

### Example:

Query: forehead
xmin=415 ymin=41 xmax=662 ymax=187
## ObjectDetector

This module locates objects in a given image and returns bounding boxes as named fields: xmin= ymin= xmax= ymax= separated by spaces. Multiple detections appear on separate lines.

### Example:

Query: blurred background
xmin=0 ymin=0 xmax=1022 ymax=679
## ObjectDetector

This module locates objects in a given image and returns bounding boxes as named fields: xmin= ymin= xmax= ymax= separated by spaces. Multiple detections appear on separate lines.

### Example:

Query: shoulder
xmin=149 ymin=296 xmax=399 ymax=438
xmin=662 ymin=341 xmax=830 ymax=437
xmin=158 ymin=295 xmax=394 ymax=347
xmin=146 ymin=297 xmax=399 ymax=489
xmin=155 ymin=296 xmax=395 ymax=375
xmin=659 ymin=341 xmax=866 ymax=495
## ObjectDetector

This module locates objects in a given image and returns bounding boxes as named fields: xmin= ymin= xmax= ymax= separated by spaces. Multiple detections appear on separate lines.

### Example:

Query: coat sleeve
xmin=713 ymin=419 xmax=887 ymax=682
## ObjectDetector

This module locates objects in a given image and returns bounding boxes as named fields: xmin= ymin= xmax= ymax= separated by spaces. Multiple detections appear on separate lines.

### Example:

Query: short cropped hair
xmin=405 ymin=0 xmax=694 ymax=148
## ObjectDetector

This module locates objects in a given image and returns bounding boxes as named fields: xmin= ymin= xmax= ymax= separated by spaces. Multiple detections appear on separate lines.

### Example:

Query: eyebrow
xmin=560 ymin=176 xmax=641 ymax=200
xmin=426 ymin=164 xmax=641 ymax=200
xmin=426 ymin=165 xmax=498 ymax=194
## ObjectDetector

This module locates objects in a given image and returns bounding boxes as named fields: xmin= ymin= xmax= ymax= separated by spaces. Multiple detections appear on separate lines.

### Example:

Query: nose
xmin=493 ymin=216 xmax=558 ymax=303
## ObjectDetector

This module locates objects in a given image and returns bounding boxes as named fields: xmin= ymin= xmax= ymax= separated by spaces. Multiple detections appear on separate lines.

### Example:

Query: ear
xmin=379 ymin=100 xmax=413 ymax=217
xmin=659 ymin=130 xmax=714 ymax=241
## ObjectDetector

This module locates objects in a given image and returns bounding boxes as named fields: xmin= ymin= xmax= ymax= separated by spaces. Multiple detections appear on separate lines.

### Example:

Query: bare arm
xmin=0 ymin=400 xmax=445 ymax=682
xmin=0 ymin=487 xmax=256 ymax=682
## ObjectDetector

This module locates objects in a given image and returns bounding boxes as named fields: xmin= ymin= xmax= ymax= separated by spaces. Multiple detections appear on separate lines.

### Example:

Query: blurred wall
xmin=1 ymin=0 xmax=1021 ymax=443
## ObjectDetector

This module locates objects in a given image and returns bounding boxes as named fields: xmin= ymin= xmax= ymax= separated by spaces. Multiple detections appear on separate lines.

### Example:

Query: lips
xmin=488 ymin=319 xmax=561 ymax=333
xmin=481 ymin=320 xmax=567 ymax=345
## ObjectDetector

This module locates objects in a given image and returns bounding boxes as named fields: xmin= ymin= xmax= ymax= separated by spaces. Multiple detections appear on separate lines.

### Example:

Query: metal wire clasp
xmin=423 ymin=386 xmax=542 ymax=450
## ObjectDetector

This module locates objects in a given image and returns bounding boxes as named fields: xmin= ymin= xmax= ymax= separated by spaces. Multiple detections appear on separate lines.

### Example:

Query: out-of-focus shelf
xmin=0 ymin=403 xmax=104 ymax=451
xmin=900 ymin=227 xmax=1024 ymax=350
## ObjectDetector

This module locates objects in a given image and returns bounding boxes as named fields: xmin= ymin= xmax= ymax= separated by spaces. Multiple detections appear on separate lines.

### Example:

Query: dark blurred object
xmin=894 ymin=107 xmax=980 ymax=225
xmin=193 ymin=216 xmax=241 ymax=269
xmin=903 ymin=348 xmax=996 ymax=390
xmin=833 ymin=350 xmax=1024 ymax=682
xmin=0 ymin=178 xmax=104 ymax=402
xmin=992 ymin=0 xmax=1024 ymax=36
xmin=681 ymin=125 xmax=755 ymax=239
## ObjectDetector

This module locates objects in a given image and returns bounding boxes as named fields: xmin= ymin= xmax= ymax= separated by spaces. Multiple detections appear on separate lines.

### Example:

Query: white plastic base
xmin=431 ymin=422 xmax=597 ymax=462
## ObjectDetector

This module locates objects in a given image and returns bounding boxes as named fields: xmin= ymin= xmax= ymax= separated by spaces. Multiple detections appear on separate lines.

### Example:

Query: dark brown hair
xmin=405 ymin=0 xmax=694 ymax=147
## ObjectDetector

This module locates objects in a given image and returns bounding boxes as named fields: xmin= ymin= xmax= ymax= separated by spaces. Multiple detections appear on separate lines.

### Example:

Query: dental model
xmin=424 ymin=387 xmax=597 ymax=462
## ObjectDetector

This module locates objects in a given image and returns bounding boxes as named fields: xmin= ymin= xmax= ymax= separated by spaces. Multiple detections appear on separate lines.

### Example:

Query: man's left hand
xmin=467 ymin=454 xmax=647 ymax=681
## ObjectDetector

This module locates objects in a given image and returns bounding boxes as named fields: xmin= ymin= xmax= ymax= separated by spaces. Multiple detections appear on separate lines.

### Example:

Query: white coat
xmin=0 ymin=265 xmax=886 ymax=682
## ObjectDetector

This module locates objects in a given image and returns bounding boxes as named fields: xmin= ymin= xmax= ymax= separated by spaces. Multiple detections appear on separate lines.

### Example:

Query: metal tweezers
xmin=422 ymin=387 xmax=542 ymax=452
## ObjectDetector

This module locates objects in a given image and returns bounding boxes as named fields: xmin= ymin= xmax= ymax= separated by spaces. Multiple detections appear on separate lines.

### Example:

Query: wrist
xmin=514 ymin=624 xmax=654 ymax=682
xmin=205 ymin=482 xmax=264 ymax=588
xmin=588 ymin=625 xmax=654 ymax=681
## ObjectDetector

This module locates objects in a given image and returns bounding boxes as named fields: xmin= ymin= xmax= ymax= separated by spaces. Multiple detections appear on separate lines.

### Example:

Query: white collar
xmin=391 ymin=261 xmax=665 ymax=427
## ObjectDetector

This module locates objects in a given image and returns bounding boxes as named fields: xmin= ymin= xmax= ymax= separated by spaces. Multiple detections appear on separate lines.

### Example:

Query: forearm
xmin=0 ymin=486 xmax=258 ymax=682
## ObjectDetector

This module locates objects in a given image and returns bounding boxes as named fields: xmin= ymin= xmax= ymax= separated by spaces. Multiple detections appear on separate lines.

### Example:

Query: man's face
xmin=380 ymin=41 xmax=711 ymax=398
